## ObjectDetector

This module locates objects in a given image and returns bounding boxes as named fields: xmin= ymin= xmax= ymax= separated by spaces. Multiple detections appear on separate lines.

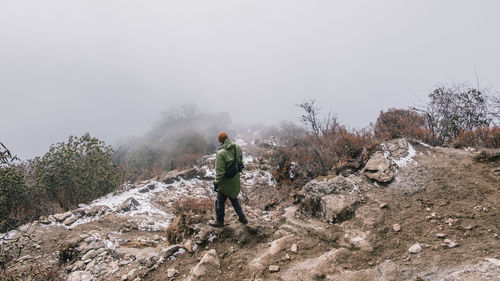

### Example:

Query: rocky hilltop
xmin=1 ymin=139 xmax=499 ymax=281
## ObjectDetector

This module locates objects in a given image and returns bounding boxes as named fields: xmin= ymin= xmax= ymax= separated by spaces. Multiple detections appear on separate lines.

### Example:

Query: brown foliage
xmin=452 ymin=127 xmax=500 ymax=148
xmin=165 ymin=212 xmax=206 ymax=244
xmin=172 ymin=197 xmax=213 ymax=215
xmin=374 ymin=108 xmax=431 ymax=142
xmin=270 ymin=122 xmax=377 ymax=187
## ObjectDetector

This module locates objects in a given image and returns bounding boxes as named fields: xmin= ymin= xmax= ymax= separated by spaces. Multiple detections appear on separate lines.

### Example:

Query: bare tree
xmin=413 ymin=85 xmax=491 ymax=145
xmin=0 ymin=142 xmax=19 ymax=167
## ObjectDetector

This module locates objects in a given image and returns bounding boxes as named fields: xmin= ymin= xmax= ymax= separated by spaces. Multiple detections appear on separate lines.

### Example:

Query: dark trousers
xmin=215 ymin=191 xmax=246 ymax=223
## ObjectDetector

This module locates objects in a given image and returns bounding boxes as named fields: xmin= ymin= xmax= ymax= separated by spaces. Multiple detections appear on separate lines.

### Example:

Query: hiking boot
xmin=208 ymin=220 xmax=224 ymax=227
xmin=238 ymin=217 xmax=248 ymax=224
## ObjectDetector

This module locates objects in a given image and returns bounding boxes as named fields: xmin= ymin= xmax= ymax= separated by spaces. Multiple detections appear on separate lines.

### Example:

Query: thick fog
xmin=1 ymin=0 xmax=499 ymax=159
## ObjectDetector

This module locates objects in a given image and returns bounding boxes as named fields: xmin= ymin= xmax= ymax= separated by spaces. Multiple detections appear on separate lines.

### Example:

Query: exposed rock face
xmin=303 ymin=176 xmax=356 ymax=196
xmin=327 ymin=260 xmax=398 ymax=281
xmin=320 ymin=194 xmax=359 ymax=223
xmin=363 ymin=152 xmax=394 ymax=183
xmin=64 ymin=216 xmax=79 ymax=226
xmin=300 ymin=176 xmax=362 ymax=222
xmin=185 ymin=249 xmax=220 ymax=281
xmin=117 ymin=197 xmax=140 ymax=212
xmin=280 ymin=248 xmax=349 ymax=281
xmin=384 ymin=138 xmax=409 ymax=158
xmin=251 ymin=235 xmax=294 ymax=269
xmin=53 ymin=211 xmax=72 ymax=222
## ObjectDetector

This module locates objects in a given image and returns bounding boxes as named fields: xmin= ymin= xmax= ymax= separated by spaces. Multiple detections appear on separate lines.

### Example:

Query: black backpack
xmin=224 ymin=146 xmax=243 ymax=178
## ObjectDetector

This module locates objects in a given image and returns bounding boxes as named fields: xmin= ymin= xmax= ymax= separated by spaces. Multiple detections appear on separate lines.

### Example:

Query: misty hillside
xmin=1 ymin=88 xmax=500 ymax=280
xmin=1 ymin=137 xmax=499 ymax=281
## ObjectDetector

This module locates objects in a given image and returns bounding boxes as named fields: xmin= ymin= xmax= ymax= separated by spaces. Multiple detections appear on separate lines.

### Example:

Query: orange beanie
xmin=217 ymin=131 xmax=228 ymax=143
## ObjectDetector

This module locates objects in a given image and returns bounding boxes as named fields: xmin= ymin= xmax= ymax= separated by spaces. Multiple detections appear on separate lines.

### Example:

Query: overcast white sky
xmin=1 ymin=0 xmax=499 ymax=159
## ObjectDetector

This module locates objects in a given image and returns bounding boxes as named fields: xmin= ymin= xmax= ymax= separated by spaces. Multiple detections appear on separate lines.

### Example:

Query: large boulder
xmin=117 ymin=197 xmax=140 ymax=212
xmin=363 ymin=152 xmax=394 ymax=183
xmin=300 ymin=176 xmax=362 ymax=221
xmin=320 ymin=194 xmax=359 ymax=223
xmin=185 ymin=249 xmax=220 ymax=281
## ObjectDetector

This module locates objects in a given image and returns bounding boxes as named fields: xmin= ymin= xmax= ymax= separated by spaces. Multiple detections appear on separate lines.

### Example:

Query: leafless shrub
xmin=413 ymin=85 xmax=492 ymax=146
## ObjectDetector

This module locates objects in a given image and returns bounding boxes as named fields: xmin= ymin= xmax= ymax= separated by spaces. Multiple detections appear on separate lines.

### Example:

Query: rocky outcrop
xmin=362 ymin=151 xmax=394 ymax=183
xmin=117 ymin=197 xmax=140 ymax=212
xmin=185 ymin=249 xmax=220 ymax=281
xmin=384 ymin=138 xmax=409 ymax=158
xmin=280 ymin=248 xmax=349 ymax=281
xmin=53 ymin=211 xmax=72 ymax=222
xmin=327 ymin=260 xmax=398 ymax=281
xmin=299 ymin=176 xmax=363 ymax=223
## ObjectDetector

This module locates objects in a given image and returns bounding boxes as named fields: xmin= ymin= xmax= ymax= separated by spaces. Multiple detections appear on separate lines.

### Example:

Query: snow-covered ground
xmin=0 ymin=152 xmax=275 ymax=240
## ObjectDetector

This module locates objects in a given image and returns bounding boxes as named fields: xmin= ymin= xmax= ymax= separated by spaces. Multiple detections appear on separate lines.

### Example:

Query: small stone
xmin=464 ymin=225 xmax=473 ymax=230
xmin=291 ymin=244 xmax=298 ymax=253
xmin=426 ymin=208 xmax=431 ymax=212
xmin=409 ymin=243 xmax=422 ymax=254
xmin=269 ymin=265 xmax=280 ymax=272
xmin=380 ymin=203 xmax=388 ymax=209
xmin=448 ymin=241 xmax=458 ymax=248
xmin=436 ymin=233 xmax=446 ymax=238
xmin=284 ymin=254 xmax=290 ymax=260
xmin=444 ymin=239 xmax=452 ymax=243
xmin=392 ymin=224 xmax=401 ymax=232
xmin=368 ymin=261 xmax=374 ymax=266
xmin=431 ymin=212 xmax=437 ymax=217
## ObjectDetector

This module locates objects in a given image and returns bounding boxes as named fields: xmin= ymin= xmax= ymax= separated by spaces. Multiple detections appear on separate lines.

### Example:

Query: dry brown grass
xmin=172 ymin=197 xmax=213 ymax=215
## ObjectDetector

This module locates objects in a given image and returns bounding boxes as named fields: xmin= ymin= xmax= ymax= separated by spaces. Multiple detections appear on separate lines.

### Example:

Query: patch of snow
xmin=243 ymin=155 xmax=255 ymax=164
xmin=393 ymin=143 xmax=417 ymax=168
xmin=418 ymin=141 xmax=431 ymax=148
xmin=208 ymin=233 xmax=217 ymax=243
xmin=350 ymin=184 xmax=359 ymax=194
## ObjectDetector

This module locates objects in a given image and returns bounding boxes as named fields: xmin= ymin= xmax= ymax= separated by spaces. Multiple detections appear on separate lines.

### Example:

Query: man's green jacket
xmin=214 ymin=138 xmax=243 ymax=199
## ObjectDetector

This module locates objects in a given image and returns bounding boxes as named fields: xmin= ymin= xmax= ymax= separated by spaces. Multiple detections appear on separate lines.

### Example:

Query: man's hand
xmin=213 ymin=183 xmax=218 ymax=191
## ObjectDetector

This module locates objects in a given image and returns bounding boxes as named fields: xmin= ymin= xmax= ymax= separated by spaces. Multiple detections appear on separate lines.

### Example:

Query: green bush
xmin=34 ymin=133 xmax=124 ymax=210
xmin=0 ymin=166 xmax=26 ymax=221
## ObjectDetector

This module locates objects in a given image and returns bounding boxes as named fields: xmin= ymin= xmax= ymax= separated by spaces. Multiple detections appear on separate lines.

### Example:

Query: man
xmin=208 ymin=131 xmax=248 ymax=227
